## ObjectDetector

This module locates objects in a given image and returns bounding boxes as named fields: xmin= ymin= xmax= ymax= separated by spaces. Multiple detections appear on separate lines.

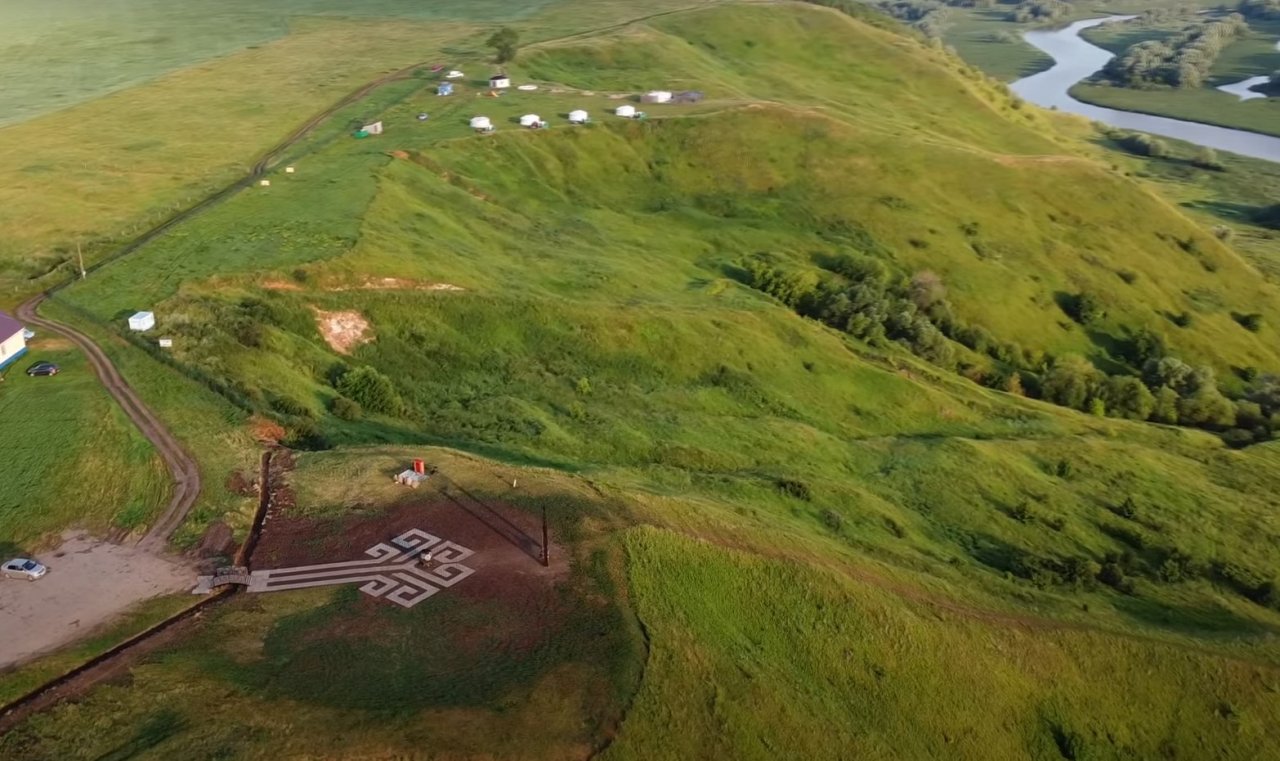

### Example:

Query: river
xmin=1010 ymin=16 xmax=1280 ymax=163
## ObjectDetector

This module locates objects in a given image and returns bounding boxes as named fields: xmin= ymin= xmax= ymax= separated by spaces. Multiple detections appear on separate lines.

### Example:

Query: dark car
xmin=26 ymin=361 xmax=60 ymax=377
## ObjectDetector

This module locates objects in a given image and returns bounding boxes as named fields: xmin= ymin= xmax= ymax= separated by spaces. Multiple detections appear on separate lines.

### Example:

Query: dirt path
xmin=16 ymin=295 xmax=200 ymax=550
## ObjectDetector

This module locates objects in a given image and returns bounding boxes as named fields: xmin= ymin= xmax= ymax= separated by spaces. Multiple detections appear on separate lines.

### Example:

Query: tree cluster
xmin=1102 ymin=14 xmax=1248 ymax=88
xmin=744 ymin=255 xmax=1279 ymax=446
xmin=1007 ymin=0 xmax=1069 ymax=23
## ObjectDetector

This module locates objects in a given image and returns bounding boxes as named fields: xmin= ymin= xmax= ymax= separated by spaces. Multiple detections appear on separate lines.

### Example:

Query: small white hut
xmin=568 ymin=109 xmax=590 ymax=124
xmin=615 ymin=104 xmax=637 ymax=118
xmin=361 ymin=121 xmax=384 ymax=136
xmin=469 ymin=116 xmax=494 ymax=132
xmin=489 ymin=74 xmax=511 ymax=89
xmin=519 ymin=114 xmax=545 ymax=128
xmin=642 ymin=90 xmax=673 ymax=104
xmin=128 ymin=311 xmax=156 ymax=332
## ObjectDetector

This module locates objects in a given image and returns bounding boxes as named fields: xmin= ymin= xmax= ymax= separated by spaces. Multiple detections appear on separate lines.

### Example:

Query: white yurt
xmin=446 ymin=70 xmax=465 ymax=79
xmin=519 ymin=114 xmax=543 ymax=128
xmin=642 ymin=90 xmax=673 ymax=104
xmin=615 ymin=104 xmax=637 ymax=118
xmin=568 ymin=109 xmax=589 ymax=124
xmin=469 ymin=116 xmax=494 ymax=131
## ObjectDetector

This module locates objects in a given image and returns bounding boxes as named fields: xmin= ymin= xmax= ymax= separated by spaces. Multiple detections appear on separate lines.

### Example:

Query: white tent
xmin=519 ymin=114 xmax=544 ymax=128
xmin=642 ymin=90 xmax=673 ymax=104
xmin=568 ymin=110 xmax=589 ymax=124
xmin=361 ymin=121 xmax=384 ymax=135
xmin=128 ymin=311 xmax=155 ymax=332
xmin=615 ymin=104 xmax=637 ymax=118
xmin=489 ymin=74 xmax=511 ymax=89
xmin=469 ymin=116 xmax=494 ymax=131
xmin=446 ymin=70 xmax=465 ymax=79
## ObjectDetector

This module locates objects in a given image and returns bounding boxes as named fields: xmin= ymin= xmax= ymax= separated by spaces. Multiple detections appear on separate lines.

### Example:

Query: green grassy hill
xmin=9 ymin=2 xmax=1280 ymax=758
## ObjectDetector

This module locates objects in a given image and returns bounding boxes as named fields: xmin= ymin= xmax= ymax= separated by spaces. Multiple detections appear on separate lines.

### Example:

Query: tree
xmin=1192 ymin=146 xmax=1223 ymax=170
xmin=1103 ymin=375 xmax=1155 ymax=420
xmin=336 ymin=366 xmax=403 ymax=416
xmin=1177 ymin=386 xmax=1237 ymax=428
xmin=908 ymin=270 xmax=946 ymax=310
xmin=1151 ymin=386 xmax=1181 ymax=424
xmin=486 ymin=27 xmax=520 ymax=63
xmin=1041 ymin=354 xmax=1103 ymax=411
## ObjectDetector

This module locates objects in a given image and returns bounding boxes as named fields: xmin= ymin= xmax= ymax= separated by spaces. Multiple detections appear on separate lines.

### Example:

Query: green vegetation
xmin=8 ymin=0 xmax=1280 ymax=757
xmin=0 ymin=339 xmax=168 ymax=547
xmin=1101 ymin=14 xmax=1249 ymax=89
xmin=487 ymin=26 xmax=522 ymax=63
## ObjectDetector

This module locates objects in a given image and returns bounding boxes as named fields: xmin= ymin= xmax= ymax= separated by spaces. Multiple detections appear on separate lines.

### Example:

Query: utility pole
xmin=77 ymin=241 xmax=86 ymax=280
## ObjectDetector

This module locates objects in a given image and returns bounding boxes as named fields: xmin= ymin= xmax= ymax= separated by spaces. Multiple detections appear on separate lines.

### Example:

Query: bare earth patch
xmin=313 ymin=308 xmax=372 ymax=355
xmin=0 ymin=531 xmax=193 ymax=668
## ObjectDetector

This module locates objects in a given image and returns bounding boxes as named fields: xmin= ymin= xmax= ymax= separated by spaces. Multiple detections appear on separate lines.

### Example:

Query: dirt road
xmin=16 ymin=295 xmax=201 ymax=550
xmin=0 ymin=532 xmax=192 ymax=668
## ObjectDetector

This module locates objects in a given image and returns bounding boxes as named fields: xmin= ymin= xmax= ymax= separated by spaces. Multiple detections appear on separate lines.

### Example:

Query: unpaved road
xmin=0 ymin=532 xmax=191 ymax=668
xmin=17 ymin=295 xmax=200 ymax=550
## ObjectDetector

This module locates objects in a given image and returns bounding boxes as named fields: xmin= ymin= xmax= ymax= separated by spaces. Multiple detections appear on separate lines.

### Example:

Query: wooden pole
xmin=77 ymin=242 xmax=86 ymax=279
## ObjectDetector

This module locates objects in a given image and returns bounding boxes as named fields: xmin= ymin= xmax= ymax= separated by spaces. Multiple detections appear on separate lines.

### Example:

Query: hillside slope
xmin=10 ymin=2 xmax=1280 ymax=758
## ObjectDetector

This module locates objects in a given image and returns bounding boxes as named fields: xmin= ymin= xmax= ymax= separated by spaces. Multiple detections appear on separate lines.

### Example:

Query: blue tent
xmin=437 ymin=82 xmax=454 ymax=96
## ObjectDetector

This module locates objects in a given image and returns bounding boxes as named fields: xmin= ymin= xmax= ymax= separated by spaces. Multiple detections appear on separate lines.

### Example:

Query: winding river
xmin=1010 ymin=16 xmax=1280 ymax=163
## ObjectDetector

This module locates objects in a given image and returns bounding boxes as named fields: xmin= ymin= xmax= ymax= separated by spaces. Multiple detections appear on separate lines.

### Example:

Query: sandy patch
xmin=262 ymin=279 xmax=302 ymax=291
xmin=313 ymin=308 xmax=372 ymax=355
xmin=0 ymin=532 xmax=193 ymax=668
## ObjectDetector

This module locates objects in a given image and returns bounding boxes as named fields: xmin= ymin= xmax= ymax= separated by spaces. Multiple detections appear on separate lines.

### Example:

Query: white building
xmin=0 ymin=311 xmax=27 ymax=372
xmin=128 ymin=311 xmax=156 ymax=332
xmin=489 ymin=74 xmax=511 ymax=89
xmin=568 ymin=109 xmax=590 ymax=124
xmin=519 ymin=114 xmax=545 ymax=128
xmin=615 ymin=104 xmax=637 ymax=118
xmin=470 ymin=116 xmax=494 ymax=132
xmin=361 ymin=121 xmax=384 ymax=136
xmin=642 ymin=90 xmax=673 ymax=104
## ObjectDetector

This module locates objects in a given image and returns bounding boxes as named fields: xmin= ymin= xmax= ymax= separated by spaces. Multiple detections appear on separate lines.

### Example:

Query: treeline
xmin=1102 ymin=14 xmax=1249 ymax=88
xmin=1007 ymin=0 xmax=1069 ymax=23
xmin=743 ymin=253 xmax=1280 ymax=446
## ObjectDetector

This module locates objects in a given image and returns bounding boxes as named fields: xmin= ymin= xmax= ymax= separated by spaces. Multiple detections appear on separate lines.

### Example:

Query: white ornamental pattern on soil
xmin=245 ymin=529 xmax=475 ymax=608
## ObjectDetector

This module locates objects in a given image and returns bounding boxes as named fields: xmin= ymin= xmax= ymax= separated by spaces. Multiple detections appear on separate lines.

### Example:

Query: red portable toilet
xmin=413 ymin=459 xmax=425 ymax=474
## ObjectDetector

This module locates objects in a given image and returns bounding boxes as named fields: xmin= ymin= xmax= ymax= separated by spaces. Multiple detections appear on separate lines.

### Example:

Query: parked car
xmin=2 ymin=558 xmax=47 ymax=581
xmin=25 ymin=361 xmax=59 ymax=377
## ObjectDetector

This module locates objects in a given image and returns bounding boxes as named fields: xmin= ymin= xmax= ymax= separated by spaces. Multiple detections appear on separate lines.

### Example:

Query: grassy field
xmin=0 ymin=336 xmax=168 ymax=549
xmin=6 ymin=0 xmax=1280 ymax=757
xmin=0 ymin=0 xmax=555 ymax=127
xmin=0 ymin=0 xmax=730 ymax=306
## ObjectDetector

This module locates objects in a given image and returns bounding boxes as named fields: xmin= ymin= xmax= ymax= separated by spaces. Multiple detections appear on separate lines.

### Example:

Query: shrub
xmin=286 ymin=419 xmax=330 ymax=450
xmin=329 ymin=396 xmax=363 ymax=421
xmin=336 ymin=366 xmax=404 ymax=416
xmin=1064 ymin=292 xmax=1105 ymax=324
xmin=1009 ymin=500 xmax=1036 ymax=523
xmin=1113 ymin=495 xmax=1139 ymax=520
xmin=819 ymin=508 xmax=843 ymax=532
xmin=270 ymin=395 xmax=313 ymax=419
xmin=776 ymin=478 xmax=812 ymax=501
xmin=1233 ymin=312 xmax=1264 ymax=332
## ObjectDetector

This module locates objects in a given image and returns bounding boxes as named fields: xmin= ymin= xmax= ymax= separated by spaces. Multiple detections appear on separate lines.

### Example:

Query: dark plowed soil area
xmin=253 ymin=480 xmax=568 ymax=600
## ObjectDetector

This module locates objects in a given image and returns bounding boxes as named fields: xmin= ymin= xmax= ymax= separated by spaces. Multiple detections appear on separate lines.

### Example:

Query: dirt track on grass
xmin=16 ymin=294 xmax=201 ymax=550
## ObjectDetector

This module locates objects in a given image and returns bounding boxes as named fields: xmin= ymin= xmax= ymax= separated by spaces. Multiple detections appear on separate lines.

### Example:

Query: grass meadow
xmin=6 ymin=1 xmax=1280 ymax=757
xmin=0 ymin=337 xmax=168 ymax=549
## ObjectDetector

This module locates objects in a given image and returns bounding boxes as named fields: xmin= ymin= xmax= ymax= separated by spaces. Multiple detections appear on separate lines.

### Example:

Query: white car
xmin=2 ymin=558 xmax=47 ymax=581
